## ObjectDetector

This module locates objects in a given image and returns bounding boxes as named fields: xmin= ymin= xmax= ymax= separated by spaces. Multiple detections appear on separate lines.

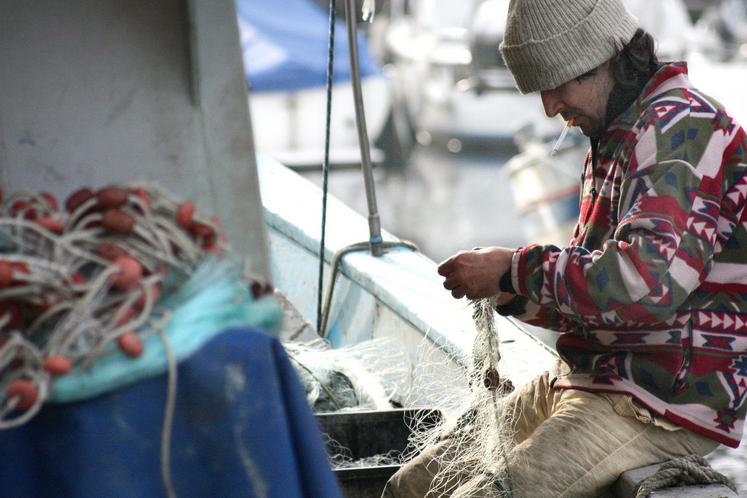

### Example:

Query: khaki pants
xmin=383 ymin=371 xmax=719 ymax=498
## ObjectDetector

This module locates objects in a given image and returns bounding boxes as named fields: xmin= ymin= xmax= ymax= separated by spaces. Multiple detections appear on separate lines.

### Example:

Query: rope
xmin=160 ymin=328 xmax=178 ymax=498
xmin=0 ymin=184 xmax=227 ymax=428
xmin=634 ymin=455 xmax=737 ymax=498
xmin=473 ymin=298 xmax=514 ymax=497
xmin=317 ymin=0 xmax=337 ymax=332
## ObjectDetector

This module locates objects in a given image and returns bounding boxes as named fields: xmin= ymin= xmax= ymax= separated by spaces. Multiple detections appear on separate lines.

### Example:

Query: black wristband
xmin=495 ymin=296 xmax=528 ymax=316
xmin=499 ymin=268 xmax=515 ymax=294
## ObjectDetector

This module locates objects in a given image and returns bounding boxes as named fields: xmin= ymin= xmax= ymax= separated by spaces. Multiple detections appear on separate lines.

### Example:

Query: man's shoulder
xmin=637 ymin=85 xmax=743 ymax=139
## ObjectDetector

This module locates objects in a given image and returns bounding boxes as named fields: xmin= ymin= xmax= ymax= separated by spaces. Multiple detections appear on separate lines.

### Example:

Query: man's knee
xmin=381 ymin=439 xmax=457 ymax=498
xmin=382 ymin=461 xmax=432 ymax=498
xmin=380 ymin=478 xmax=398 ymax=498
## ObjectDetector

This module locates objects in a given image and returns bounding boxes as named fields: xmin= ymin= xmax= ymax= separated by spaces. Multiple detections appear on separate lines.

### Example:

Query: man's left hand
xmin=437 ymin=246 xmax=514 ymax=300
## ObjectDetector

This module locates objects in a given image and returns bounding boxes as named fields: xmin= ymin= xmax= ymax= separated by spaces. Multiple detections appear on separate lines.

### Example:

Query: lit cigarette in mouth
xmin=551 ymin=117 xmax=575 ymax=156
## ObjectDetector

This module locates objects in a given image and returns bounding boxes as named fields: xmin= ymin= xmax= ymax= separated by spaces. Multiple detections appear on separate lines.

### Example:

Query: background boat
xmin=237 ymin=0 xmax=413 ymax=169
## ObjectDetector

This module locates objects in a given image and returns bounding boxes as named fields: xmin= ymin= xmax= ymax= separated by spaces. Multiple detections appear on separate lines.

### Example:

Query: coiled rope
xmin=634 ymin=455 xmax=737 ymax=498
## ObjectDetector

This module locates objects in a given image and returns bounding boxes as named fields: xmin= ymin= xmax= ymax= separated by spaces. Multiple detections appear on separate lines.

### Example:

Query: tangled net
xmin=308 ymin=299 xmax=517 ymax=496
xmin=285 ymin=337 xmax=411 ymax=412
xmin=0 ymin=184 xmax=271 ymax=429
xmin=405 ymin=298 xmax=516 ymax=497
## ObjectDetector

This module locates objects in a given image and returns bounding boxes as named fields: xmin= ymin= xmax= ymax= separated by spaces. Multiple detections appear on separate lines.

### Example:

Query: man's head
xmin=499 ymin=0 xmax=640 ymax=135
xmin=539 ymin=61 xmax=615 ymax=137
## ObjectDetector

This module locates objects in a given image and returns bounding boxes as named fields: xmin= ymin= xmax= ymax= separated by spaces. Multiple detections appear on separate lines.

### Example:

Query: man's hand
xmin=437 ymin=246 xmax=514 ymax=300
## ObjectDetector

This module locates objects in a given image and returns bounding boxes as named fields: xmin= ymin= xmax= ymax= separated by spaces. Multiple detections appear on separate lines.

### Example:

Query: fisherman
xmin=384 ymin=0 xmax=747 ymax=496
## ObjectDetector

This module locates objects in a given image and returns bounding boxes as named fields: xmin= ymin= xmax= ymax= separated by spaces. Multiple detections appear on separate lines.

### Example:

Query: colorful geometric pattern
xmin=509 ymin=63 xmax=747 ymax=448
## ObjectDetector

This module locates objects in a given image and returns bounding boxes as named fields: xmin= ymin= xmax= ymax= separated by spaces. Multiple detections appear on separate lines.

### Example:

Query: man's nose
xmin=540 ymin=89 xmax=563 ymax=118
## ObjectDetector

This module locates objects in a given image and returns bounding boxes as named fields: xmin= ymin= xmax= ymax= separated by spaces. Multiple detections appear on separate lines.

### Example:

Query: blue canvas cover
xmin=1 ymin=328 xmax=343 ymax=498
xmin=236 ymin=0 xmax=379 ymax=92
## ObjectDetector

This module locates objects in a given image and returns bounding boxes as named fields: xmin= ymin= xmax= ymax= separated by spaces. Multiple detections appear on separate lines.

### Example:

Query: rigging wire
xmin=315 ymin=0 xmax=417 ymax=337
xmin=317 ymin=0 xmax=337 ymax=332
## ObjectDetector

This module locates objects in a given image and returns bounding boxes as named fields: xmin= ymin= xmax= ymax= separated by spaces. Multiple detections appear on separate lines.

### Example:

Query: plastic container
xmin=317 ymin=408 xmax=442 ymax=498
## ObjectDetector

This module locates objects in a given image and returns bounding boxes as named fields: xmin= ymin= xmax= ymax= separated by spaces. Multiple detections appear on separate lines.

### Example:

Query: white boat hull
xmin=258 ymin=154 xmax=559 ymax=409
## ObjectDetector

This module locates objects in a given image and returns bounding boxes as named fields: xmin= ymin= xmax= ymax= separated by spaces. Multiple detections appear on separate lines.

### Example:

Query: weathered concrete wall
xmin=0 ymin=0 xmax=269 ymax=278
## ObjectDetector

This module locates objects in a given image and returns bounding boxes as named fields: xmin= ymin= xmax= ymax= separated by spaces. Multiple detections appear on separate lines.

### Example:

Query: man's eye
xmin=576 ymin=71 xmax=596 ymax=82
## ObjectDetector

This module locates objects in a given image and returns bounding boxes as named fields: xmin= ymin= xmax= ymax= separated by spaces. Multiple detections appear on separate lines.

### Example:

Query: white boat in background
xmin=237 ymin=0 xmax=408 ymax=169
xmin=382 ymin=0 xmax=560 ymax=148
xmin=505 ymin=128 xmax=587 ymax=246
xmin=248 ymin=77 xmax=392 ymax=169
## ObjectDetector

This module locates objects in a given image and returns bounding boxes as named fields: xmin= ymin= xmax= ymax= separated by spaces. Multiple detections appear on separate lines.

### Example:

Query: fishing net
xmin=285 ymin=337 xmax=411 ymax=412
xmin=402 ymin=298 xmax=516 ymax=497
xmin=294 ymin=297 xmax=517 ymax=496
xmin=0 ymin=184 xmax=273 ymax=429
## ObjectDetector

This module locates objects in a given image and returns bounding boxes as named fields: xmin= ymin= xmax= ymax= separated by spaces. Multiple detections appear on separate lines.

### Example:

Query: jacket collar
xmin=637 ymin=61 xmax=692 ymax=105
xmin=601 ymin=62 xmax=692 ymax=139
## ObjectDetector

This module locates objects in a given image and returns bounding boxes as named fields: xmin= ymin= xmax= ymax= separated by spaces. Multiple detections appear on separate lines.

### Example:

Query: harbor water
xmin=302 ymin=140 xmax=747 ymax=494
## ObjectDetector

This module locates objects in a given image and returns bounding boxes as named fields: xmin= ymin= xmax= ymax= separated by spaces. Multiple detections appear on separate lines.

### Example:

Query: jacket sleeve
xmin=495 ymin=252 xmax=576 ymax=331
xmin=513 ymin=112 xmax=740 ymax=326
xmin=496 ymin=295 xmax=576 ymax=332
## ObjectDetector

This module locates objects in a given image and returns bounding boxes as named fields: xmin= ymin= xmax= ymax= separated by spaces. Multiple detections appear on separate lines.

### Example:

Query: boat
xmin=0 ymin=0 xmax=739 ymax=496
xmin=257 ymin=0 xmax=741 ymax=491
xmin=0 ymin=1 xmax=555 ymax=495
xmin=237 ymin=0 xmax=411 ymax=169
xmin=380 ymin=0 xmax=564 ymax=150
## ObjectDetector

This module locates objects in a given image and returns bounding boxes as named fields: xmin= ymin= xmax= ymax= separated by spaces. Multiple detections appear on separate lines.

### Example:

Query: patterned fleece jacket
xmin=506 ymin=62 xmax=747 ymax=448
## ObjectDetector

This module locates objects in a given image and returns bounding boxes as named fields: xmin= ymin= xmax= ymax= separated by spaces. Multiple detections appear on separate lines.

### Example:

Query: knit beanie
xmin=499 ymin=0 xmax=639 ymax=94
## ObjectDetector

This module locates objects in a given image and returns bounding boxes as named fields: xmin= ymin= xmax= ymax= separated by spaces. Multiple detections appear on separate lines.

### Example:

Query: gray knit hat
xmin=499 ymin=0 xmax=639 ymax=94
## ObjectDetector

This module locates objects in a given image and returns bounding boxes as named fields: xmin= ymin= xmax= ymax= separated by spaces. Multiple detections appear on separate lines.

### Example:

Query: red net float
xmin=116 ymin=331 xmax=144 ymax=358
xmin=5 ymin=379 xmax=38 ymax=411
xmin=101 ymin=209 xmax=134 ymax=235
xmin=175 ymin=201 xmax=195 ymax=228
xmin=95 ymin=242 xmax=129 ymax=261
xmin=0 ymin=261 xmax=12 ymax=288
xmin=129 ymin=187 xmax=152 ymax=210
xmin=96 ymin=187 xmax=129 ymax=210
xmin=65 ymin=188 xmax=94 ymax=213
xmin=10 ymin=200 xmax=35 ymax=220
xmin=43 ymin=356 xmax=72 ymax=375
xmin=39 ymin=192 xmax=59 ymax=212
xmin=36 ymin=217 xmax=65 ymax=234
xmin=112 ymin=256 xmax=142 ymax=289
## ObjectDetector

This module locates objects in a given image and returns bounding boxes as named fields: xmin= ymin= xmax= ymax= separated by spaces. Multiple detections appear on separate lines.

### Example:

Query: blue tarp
xmin=236 ymin=0 xmax=379 ymax=92
xmin=1 ymin=328 xmax=343 ymax=498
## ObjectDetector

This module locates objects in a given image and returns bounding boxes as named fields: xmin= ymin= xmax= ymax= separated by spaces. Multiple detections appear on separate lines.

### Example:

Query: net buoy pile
xmin=0 ymin=184 xmax=270 ymax=428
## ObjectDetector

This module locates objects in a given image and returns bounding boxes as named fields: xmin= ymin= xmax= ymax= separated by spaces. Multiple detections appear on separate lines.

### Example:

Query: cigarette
xmin=551 ymin=118 xmax=574 ymax=156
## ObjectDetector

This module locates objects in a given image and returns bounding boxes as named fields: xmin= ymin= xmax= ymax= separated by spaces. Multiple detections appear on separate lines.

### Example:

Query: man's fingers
xmin=437 ymin=258 xmax=453 ymax=276
xmin=442 ymin=278 xmax=460 ymax=291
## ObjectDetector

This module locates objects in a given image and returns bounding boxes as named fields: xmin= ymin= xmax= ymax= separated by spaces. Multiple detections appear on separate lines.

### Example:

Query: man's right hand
xmin=437 ymin=246 xmax=514 ymax=300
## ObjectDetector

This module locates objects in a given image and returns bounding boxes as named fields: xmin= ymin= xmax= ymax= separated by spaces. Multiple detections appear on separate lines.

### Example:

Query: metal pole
xmin=343 ymin=0 xmax=384 ymax=256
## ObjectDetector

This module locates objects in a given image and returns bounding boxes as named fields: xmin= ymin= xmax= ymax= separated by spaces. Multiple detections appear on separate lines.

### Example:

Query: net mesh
xmin=289 ymin=298 xmax=516 ymax=496
xmin=404 ymin=298 xmax=515 ymax=497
